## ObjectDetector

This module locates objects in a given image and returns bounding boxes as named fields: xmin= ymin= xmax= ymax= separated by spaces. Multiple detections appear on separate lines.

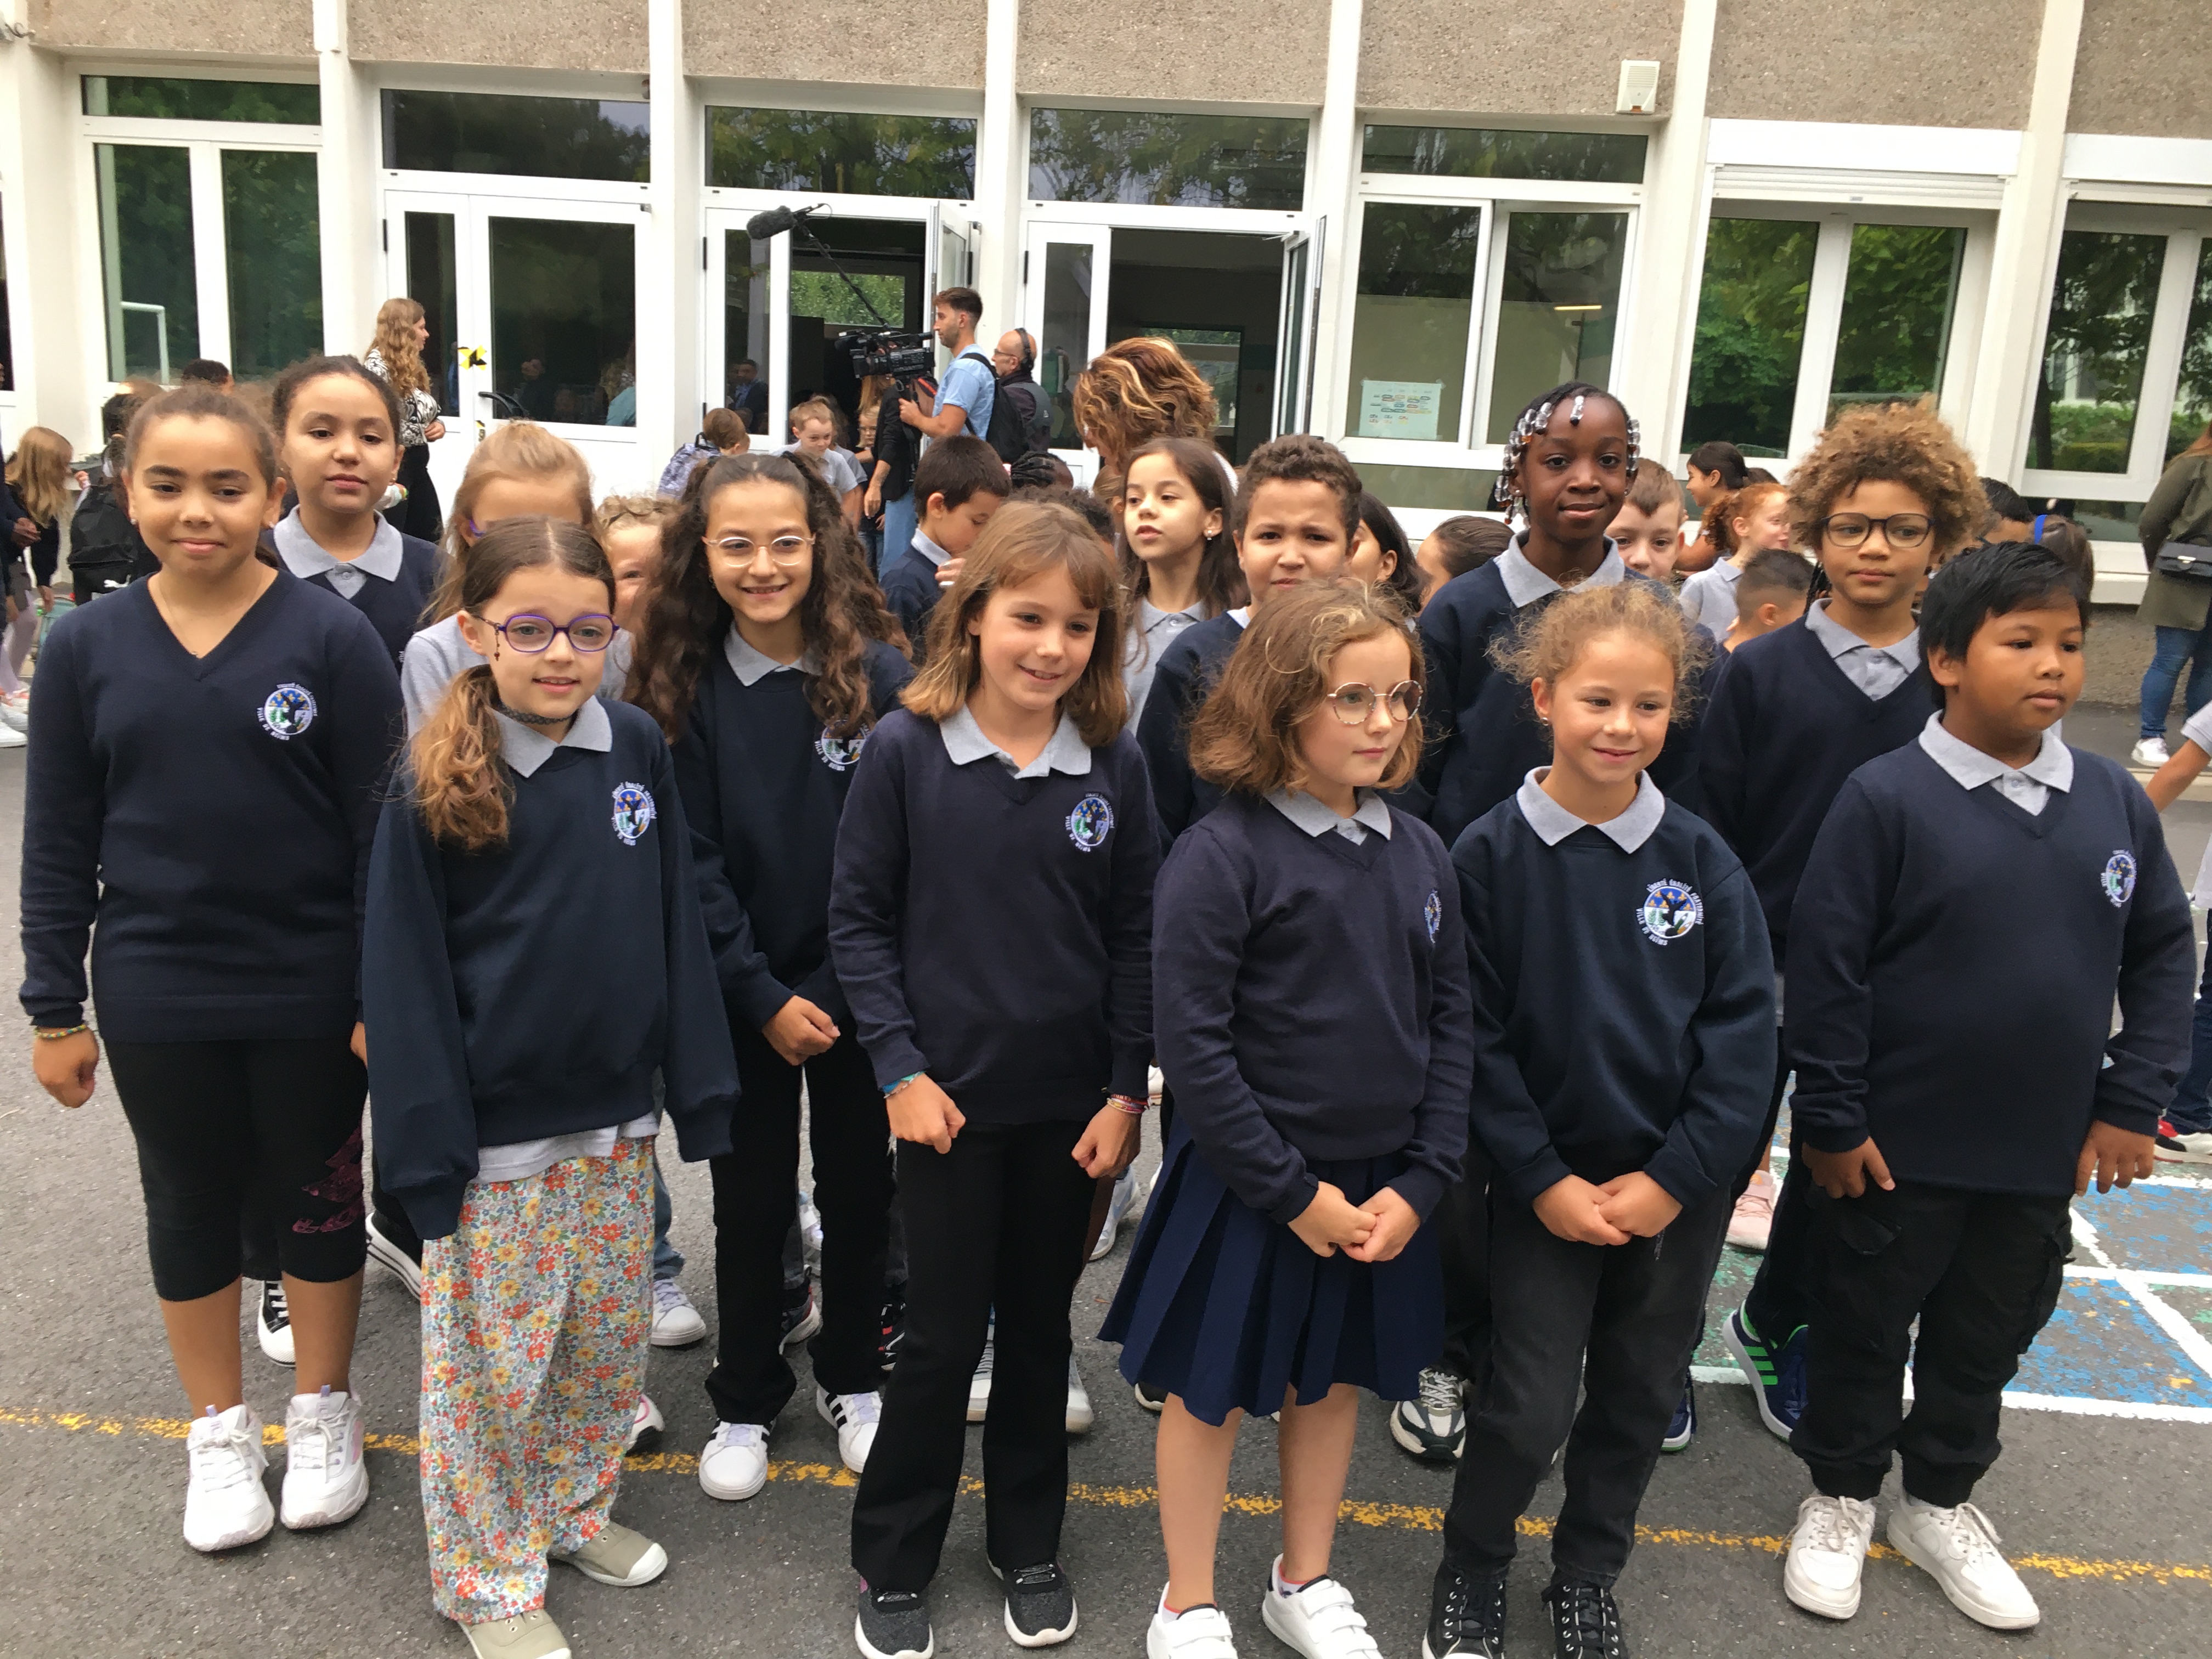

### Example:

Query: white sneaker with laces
xmin=281 ymin=1385 xmax=369 ymax=1529
xmin=2134 ymin=736 xmax=2172 ymax=768
xmin=625 ymin=1393 xmax=663 ymax=1453
xmin=698 ymin=1421 xmax=770 ymax=1500
xmin=1147 ymin=1592 xmax=1237 ymax=1659
xmin=183 ymin=1403 xmax=274 ymax=1552
xmin=1888 ymin=1498 xmax=2041 ymax=1629
xmin=256 ymin=1279 xmax=296 ymax=1366
xmin=1782 ymin=1493 xmax=1877 ymax=1618
xmin=817 ymin=1386 xmax=882 ymax=1472
xmin=967 ymin=1338 xmax=994 ymax=1423
xmin=1387 ymin=1367 xmax=1465 ymax=1462
xmin=1259 ymin=1559 xmax=1380 ymax=1659
xmin=650 ymin=1276 xmax=707 ymax=1347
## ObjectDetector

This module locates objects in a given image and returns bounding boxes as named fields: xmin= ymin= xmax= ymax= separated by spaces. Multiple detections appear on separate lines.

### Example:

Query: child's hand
xmin=763 ymin=995 xmax=839 ymax=1065
xmin=33 ymin=1028 xmax=100 ymax=1109
xmin=1532 ymin=1175 xmax=1631 ymax=1245
xmin=2076 ymin=1120 xmax=2157 ymax=1195
xmin=1593 ymin=1171 xmax=1683 ymax=1238
xmin=1803 ymin=1139 xmax=1894 ymax=1199
xmin=888 ymin=1075 xmax=964 ymax=1152
xmin=1072 ymin=1104 xmax=1141 ymax=1178
xmin=350 ymin=1022 xmax=368 ymax=1065
xmin=1289 ymin=1182 xmax=1374 ymax=1258
xmin=935 ymin=557 xmax=963 ymax=590
xmin=1344 ymin=1184 xmax=1420 ymax=1262
xmin=2144 ymin=739 xmax=2210 ymax=812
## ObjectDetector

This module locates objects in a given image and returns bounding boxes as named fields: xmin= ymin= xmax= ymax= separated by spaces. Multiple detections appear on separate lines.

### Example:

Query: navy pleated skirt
xmin=1099 ymin=1128 xmax=1442 ymax=1426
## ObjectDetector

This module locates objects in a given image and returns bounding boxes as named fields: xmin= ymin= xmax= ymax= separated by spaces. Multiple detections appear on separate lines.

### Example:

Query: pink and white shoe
xmin=1728 ymin=1171 xmax=1776 ymax=1251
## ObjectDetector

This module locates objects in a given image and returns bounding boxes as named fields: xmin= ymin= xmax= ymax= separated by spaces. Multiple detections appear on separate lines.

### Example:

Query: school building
xmin=0 ymin=0 xmax=2205 ymax=593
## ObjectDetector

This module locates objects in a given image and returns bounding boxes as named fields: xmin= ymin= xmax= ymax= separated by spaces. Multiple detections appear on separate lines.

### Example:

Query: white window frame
xmin=72 ymin=65 xmax=321 ymax=388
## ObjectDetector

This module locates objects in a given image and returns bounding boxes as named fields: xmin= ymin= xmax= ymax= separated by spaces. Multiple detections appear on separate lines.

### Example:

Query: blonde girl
xmin=2 ymin=425 xmax=73 ymax=725
xmin=365 ymin=296 xmax=448 ymax=541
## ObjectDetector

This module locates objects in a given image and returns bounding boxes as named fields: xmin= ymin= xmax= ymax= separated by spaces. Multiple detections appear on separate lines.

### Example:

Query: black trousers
xmin=1742 ymin=1046 xmax=1815 ymax=1341
xmin=1445 ymin=1189 xmax=1732 ymax=1587
xmin=109 ymin=1037 xmax=368 ymax=1302
xmin=246 ymin=1135 xmax=419 ymax=1280
xmin=851 ymin=1119 xmax=1093 ymax=1590
xmin=1793 ymin=1182 xmax=2070 ymax=1506
xmin=385 ymin=442 xmax=443 ymax=543
xmin=707 ymin=1029 xmax=894 ymax=1423
xmin=1435 ymin=1137 xmax=1493 ymax=1381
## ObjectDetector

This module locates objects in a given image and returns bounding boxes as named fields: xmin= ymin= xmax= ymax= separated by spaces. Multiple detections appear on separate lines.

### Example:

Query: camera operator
xmin=897 ymin=287 xmax=994 ymax=447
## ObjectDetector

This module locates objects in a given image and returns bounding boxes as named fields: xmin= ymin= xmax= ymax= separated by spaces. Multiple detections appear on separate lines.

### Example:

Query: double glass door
xmin=384 ymin=190 xmax=646 ymax=499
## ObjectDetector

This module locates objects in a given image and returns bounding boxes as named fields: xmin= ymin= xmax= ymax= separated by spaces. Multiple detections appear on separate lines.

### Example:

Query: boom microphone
xmin=744 ymin=204 xmax=822 ymax=240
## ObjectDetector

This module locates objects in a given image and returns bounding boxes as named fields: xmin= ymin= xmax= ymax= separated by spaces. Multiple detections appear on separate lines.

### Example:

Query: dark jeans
xmin=851 ymin=1119 xmax=1093 ymax=1590
xmin=1793 ymin=1182 xmax=2070 ymax=1506
xmin=1742 ymin=1046 xmax=1816 ymax=1343
xmin=706 ymin=1029 xmax=893 ymax=1424
xmin=2166 ymin=936 xmax=2212 ymax=1135
xmin=1435 ymin=1137 xmax=1492 ymax=1381
xmin=1444 ymin=1189 xmax=1732 ymax=1587
xmin=2140 ymin=618 xmax=2212 ymax=741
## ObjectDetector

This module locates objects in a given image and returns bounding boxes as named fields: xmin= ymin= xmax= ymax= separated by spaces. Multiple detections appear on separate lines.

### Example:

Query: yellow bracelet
xmin=33 ymin=1023 xmax=89 ymax=1040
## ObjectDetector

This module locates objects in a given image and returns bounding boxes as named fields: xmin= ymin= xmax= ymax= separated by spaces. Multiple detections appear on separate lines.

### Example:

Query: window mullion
xmin=2128 ymin=230 xmax=2205 ymax=481
xmin=189 ymin=142 xmax=230 ymax=368
xmin=1788 ymin=218 xmax=1853 ymax=460
xmin=1459 ymin=202 xmax=1496 ymax=449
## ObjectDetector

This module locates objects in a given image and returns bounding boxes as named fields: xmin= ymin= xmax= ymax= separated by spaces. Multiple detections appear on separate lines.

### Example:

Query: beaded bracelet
xmin=33 ymin=1023 xmax=89 ymax=1041
xmin=884 ymin=1073 xmax=923 ymax=1099
xmin=1107 ymin=1093 xmax=1148 ymax=1116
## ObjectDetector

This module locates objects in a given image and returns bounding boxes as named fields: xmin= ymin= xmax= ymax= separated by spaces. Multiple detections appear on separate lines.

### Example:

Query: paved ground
xmin=6 ymin=713 xmax=2212 ymax=1659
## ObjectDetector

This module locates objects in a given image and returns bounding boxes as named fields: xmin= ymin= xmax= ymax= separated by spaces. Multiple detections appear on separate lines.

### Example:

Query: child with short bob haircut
xmin=1118 ymin=435 xmax=1243 ymax=727
xmin=1106 ymin=580 xmax=1474 ymax=1659
xmin=1778 ymin=544 xmax=2192 ymax=1633
xmin=830 ymin=500 xmax=1157 ymax=1659
xmin=363 ymin=517 xmax=738 ymax=1659
xmin=1427 ymin=581 xmax=1771 ymax=1659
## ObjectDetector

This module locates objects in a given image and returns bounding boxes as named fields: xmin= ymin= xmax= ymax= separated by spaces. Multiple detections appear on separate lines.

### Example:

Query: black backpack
xmin=68 ymin=477 xmax=159 ymax=605
xmin=960 ymin=349 xmax=1048 ymax=466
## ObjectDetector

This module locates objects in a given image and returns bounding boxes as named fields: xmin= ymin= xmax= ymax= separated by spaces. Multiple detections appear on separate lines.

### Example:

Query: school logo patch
xmin=611 ymin=782 xmax=657 ymax=847
xmin=1638 ymin=879 xmax=1703 ymax=945
xmin=2102 ymin=850 xmax=2137 ymax=909
xmin=258 ymin=682 xmax=317 ymax=741
xmin=1065 ymin=793 xmax=1115 ymax=853
xmin=815 ymin=726 xmax=867 ymax=772
xmin=1423 ymin=889 xmax=1442 ymax=943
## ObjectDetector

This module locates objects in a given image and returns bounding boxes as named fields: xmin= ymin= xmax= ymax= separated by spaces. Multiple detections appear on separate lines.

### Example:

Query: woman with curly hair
xmin=1071 ymin=337 xmax=1234 ymax=503
xmin=364 ymin=297 xmax=448 ymax=541
xmin=624 ymin=450 xmax=914 ymax=1502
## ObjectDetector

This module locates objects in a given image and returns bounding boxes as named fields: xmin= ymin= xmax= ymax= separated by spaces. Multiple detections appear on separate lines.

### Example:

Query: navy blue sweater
xmin=828 ymin=708 xmax=1158 ymax=1121
xmin=19 ymin=573 xmax=401 ymax=1040
xmin=1154 ymin=794 xmax=1475 ymax=1224
xmin=881 ymin=546 xmax=944 ymax=662
xmin=673 ymin=636 xmax=913 ymax=1031
xmin=1455 ymin=792 xmax=1775 ymax=1206
xmin=308 ymin=535 xmax=439 ymax=669
xmin=1417 ymin=563 xmax=1705 ymax=848
xmin=1133 ymin=611 xmax=1244 ymax=842
xmin=362 ymin=701 xmax=740 ymax=1238
xmin=1696 ymin=618 xmax=1932 ymax=953
xmin=1785 ymin=742 xmax=2193 ymax=1195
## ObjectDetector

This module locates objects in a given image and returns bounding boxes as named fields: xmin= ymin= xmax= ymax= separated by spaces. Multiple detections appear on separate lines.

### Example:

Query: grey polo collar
xmin=1515 ymin=767 xmax=1667 ymax=852
xmin=1916 ymin=712 xmax=2073 ymax=796
xmin=912 ymin=529 xmax=951 ymax=570
xmin=1496 ymin=535 xmax=1627 ymax=609
xmin=1267 ymin=787 xmax=1394 ymax=843
xmin=724 ymin=628 xmax=821 ymax=686
xmin=272 ymin=510 xmax=405 ymax=596
xmin=939 ymin=705 xmax=1092 ymax=778
xmin=1804 ymin=599 xmax=1923 ymax=673
xmin=494 ymin=695 xmax=613 ymax=778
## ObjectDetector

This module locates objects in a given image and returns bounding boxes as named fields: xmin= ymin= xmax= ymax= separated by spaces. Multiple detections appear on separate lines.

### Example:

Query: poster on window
xmin=1359 ymin=380 xmax=1445 ymax=441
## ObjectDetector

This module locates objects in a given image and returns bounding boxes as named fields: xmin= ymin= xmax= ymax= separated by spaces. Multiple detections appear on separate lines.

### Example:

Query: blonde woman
xmin=364 ymin=297 xmax=448 ymax=541
xmin=0 ymin=425 xmax=71 ymax=738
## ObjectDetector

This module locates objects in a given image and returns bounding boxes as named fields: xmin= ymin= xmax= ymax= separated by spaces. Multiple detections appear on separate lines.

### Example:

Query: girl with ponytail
xmin=362 ymin=516 xmax=738 ymax=1658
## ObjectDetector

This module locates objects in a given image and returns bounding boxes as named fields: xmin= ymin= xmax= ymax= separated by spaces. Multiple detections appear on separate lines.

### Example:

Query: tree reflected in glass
xmin=1681 ymin=218 xmax=1816 ymax=458
xmin=707 ymin=110 xmax=974 ymax=198
xmin=1028 ymin=110 xmax=1307 ymax=210
xmin=2029 ymin=229 xmax=2164 ymax=473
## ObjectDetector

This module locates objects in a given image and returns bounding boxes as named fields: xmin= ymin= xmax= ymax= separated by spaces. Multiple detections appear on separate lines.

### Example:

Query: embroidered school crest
xmin=1065 ymin=793 xmax=1115 ymax=852
xmin=2102 ymin=850 xmax=2137 ymax=909
xmin=1638 ymin=879 xmax=1703 ymax=945
xmin=257 ymin=682 xmax=317 ymax=741
xmin=815 ymin=725 xmax=867 ymax=772
xmin=611 ymin=782 xmax=656 ymax=847
xmin=1423 ymin=889 xmax=1442 ymax=943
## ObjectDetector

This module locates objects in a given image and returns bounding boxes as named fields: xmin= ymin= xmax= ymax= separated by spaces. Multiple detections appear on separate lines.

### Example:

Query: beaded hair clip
xmin=1494 ymin=394 xmax=1643 ymax=510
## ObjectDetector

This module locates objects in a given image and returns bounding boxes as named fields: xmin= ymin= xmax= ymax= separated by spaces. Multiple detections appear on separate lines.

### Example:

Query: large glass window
xmin=707 ymin=109 xmax=974 ymax=198
xmin=1344 ymin=203 xmax=1483 ymax=443
xmin=382 ymin=91 xmax=649 ymax=183
xmin=97 ymin=144 xmax=200 ymax=381
xmin=1680 ymin=217 xmax=1817 ymax=458
xmin=487 ymin=219 xmax=636 ymax=426
xmin=2028 ymin=229 xmax=2165 ymax=474
xmin=84 ymin=76 xmax=318 ymax=124
xmin=1829 ymin=223 xmax=1966 ymax=420
xmin=222 ymin=151 xmax=320 ymax=381
xmin=2168 ymin=240 xmax=2212 ymax=460
xmin=1361 ymin=127 xmax=1645 ymax=184
xmin=1028 ymin=110 xmax=1307 ymax=211
xmin=1485 ymin=211 xmax=1628 ymax=444
xmin=1352 ymin=464 xmax=1499 ymax=512
xmin=1039 ymin=242 xmax=1097 ymax=446
xmin=406 ymin=212 xmax=460 ymax=416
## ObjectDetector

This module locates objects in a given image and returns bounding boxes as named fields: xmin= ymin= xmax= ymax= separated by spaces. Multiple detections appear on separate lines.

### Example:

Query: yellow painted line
xmin=7 ymin=1405 xmax=2210 ymax=1586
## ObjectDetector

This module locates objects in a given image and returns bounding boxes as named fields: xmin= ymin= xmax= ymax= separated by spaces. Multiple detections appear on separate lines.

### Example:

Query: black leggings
xmin=109 ymin=1037 xmax=369 ymax=1302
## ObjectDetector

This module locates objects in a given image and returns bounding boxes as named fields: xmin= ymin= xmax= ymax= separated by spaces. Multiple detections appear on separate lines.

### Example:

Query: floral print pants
xmin=419 ymin=1137 xmax=654 ymax=1626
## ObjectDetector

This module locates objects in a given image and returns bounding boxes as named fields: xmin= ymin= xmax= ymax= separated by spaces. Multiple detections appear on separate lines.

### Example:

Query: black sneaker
xmin=997 ymin=1561 xmax=1078 ymax=1648
xmin=256 ymin=1279 xmax=295 ymax=1366
xmin=1544 ymin=1582 xmax=1627 ymax=1659
xmin=1425 ymin=1559 xmax=1505 ymax=1658
xmin=1133 ymin=1380 xmax=1167 ymax=1413
xmin=855 ymin=1586 xmax=933 ymax=1659
xmin=1660 ymin=1382 xmax=1694 ymax=1453
xmin=781 ymin=1281 xmax=823 ymax=1350
xmin=878 ymin=1287 xmax=907 ymax=1369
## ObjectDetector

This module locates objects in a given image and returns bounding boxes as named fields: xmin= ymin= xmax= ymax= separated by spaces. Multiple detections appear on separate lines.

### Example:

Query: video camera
xmin=746 ymin=204 xmax=935 ymax=391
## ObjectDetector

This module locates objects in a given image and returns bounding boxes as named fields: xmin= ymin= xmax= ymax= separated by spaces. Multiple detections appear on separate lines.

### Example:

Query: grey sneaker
xmin=464 ymin=1610 xmax=571 ymax=1659
xmin=856 ymin=1586 xmax=934 ymax=1659
xmin=1000 ymin=1561 xmax=1079 ymax=1648
xmin=552 ymin=1520 xmax=668 ymax=1587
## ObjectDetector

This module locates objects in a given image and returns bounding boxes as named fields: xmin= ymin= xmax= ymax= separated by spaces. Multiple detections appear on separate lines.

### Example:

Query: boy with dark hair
xmin=1722 ymin=549 xmax=1812 ymax=651
xmin=879 ymin=435 xmax=1009 ymax=661
xmin=1779 ymin=543 xmax=2192 ymax=1632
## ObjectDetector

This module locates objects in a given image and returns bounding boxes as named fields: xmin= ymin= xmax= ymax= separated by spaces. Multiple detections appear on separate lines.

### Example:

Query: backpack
xmin=1000 ymin=378 xmax=1054 ymax=458
xmin=68 ymin=477 xmax=158 ymax=605
xmin=960 ymin=349 xmax=1047 ymax=466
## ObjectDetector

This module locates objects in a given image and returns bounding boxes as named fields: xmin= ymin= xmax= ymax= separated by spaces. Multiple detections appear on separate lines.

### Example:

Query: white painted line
xmin=2064 ymin=1265 xmax=2212 ymax=1288
xmin=1688 ymin=1367 xmax=2212 ymax=1424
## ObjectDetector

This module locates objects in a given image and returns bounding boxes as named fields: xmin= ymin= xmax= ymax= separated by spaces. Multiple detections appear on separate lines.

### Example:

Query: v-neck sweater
xmin=20 ymin=571 xmax=404 ymax=1038
xmin=1785 ymin=742 xmax=2194 ymax=1194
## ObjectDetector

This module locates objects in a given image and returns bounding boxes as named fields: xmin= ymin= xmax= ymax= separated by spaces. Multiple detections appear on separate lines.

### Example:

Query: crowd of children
xmin=14 ymin=328 xmax=2199 ymax=1659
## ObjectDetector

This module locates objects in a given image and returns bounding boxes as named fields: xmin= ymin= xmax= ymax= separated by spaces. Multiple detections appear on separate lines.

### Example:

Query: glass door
xmin=1275 ymin=219 xmax=1323 ymax=437
xmin=1022 ymin=223 xmax=1112 ymax=475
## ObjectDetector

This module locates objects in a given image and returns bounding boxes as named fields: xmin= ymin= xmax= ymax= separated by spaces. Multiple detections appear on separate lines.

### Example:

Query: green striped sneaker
xmin=1723 ymin=1306 xmax=1807 ymax=1440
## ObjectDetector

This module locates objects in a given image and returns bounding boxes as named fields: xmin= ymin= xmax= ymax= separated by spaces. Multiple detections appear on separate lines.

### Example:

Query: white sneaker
xmin=0 ymin=691 xmax=29 ymax=732
xmin=698 ymin=1421 xmax=770 ymax=1500
xmin=182 ymin=1403 xmax=274 ymax=1552
xmin=1148 ymin=1592 xmax=1237 ymax=1659
xmin=967 ymin=1338 xmax=993 ymax=1423
xmin=1259 ymin=1560 xmax=1379 ymax=1659
xmin=625 ymin=1393 xmax=663 ymax=1454
xmin=1089 ymin=1169 xmax=1142 ymax=1261
xmin=650 ymin=1277 xmax=707 ymax=1347
xmin=817 ymin=1386 xmax=882 ymax=1472
xmin=2134 ymin=736 xmax=2172 ymax=767
xmin=2157 ymin=1125 xmax=2212 ymax=1164
xmin=256 ymin=1280 xmax=296 ymax=1366
xmin=1065 ymin=1357 xmax=1094 ymax=1435
xmin=800 ymin=1190 xmax=825 ymax=1278
xmin=281 ymin=1385 xmax=369 ymax=1529
xmin=1783 ymin=1493 xmax=1877 ymax=1619
xmin=0 ymin=723 xmax=27 ymax=748
xmin=1887 ymin=1498 xmax=2041 ymax=1630
xmin=1387 ymin=1367 xmax=1465 ymax=1463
